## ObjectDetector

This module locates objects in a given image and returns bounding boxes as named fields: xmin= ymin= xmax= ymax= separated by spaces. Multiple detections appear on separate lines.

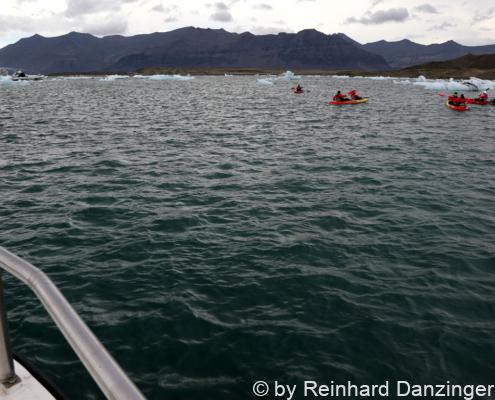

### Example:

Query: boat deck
xmin=0 ymin=361 xmax=54 ymax=399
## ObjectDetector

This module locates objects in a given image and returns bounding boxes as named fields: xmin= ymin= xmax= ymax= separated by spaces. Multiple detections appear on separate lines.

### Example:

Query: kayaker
xmin=348 ymin=89 xmax=362 ymax=100
xmin=477 ymin=91 xmax=488 ymax=102
xmin=295 ymin=84 xmax=303 ymax=92
xmin=459 ymin=94 xmax=467 ymax=105
xmin=448 ymin=92 xmax=459 ymax=105
xmin=333 ymin=90 xmax=349 ymax=102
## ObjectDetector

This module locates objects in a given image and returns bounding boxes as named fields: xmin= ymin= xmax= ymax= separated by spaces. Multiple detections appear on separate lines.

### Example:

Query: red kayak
xmin=446 ymin=101 xmax=468 ymax=112
xmin=292 ymin=87 xmax=304 ymax=94
xmin=466 ymin=98 xmax=489 ymax=105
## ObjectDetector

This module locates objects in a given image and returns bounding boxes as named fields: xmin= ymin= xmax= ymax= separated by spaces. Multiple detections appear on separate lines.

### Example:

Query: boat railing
xmin=0 ymin=246 xmax=146 ymax=400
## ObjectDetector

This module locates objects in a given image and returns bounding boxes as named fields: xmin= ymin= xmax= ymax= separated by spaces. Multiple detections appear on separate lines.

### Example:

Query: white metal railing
xmin=0 ymin=247 xmax=146 ymax=400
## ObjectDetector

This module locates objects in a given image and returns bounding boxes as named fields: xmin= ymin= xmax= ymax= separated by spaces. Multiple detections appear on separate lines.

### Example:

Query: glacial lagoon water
xmin=1 ymin=76 xmax=494 ymax=399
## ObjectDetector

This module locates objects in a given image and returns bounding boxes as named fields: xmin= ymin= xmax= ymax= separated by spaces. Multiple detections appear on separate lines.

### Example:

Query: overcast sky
xmin=0 ymin=0 xmax=494 ymax=48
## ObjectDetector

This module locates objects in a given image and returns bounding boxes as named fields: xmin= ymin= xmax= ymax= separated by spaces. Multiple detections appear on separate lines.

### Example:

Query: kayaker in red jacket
xmin=459 ymin=94 xmax=467 ymax=105
xmin=448 ymin=92 xmax=459 ymax=105
xmin=333 ymin=91 xmax=349 ymax=102
xmin=476 ymin=91 xmax=489 ymax=102
xmin=348 ymin=89 xmax=362 ymax=100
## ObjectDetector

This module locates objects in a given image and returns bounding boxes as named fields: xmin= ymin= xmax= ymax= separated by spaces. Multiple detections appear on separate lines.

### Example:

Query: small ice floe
xmin=61 ymin=76 xmax=94 ymax=80
xmin=99 ymin=75 xmax=130 ymax=81
xmin=393 ymin=79 xmax=412 ymax=85
xmin=256 ymin=70 xmax=301 ymax=85
xmin=257 ymin=78 xmax=274 ymax=85
xmin=148 ymin=74 xmax=194 ymax=81
xmin=365 ymin=76 xmax=398 ymax=80
xmin=277 ymin=70 xmax=301 ymax=81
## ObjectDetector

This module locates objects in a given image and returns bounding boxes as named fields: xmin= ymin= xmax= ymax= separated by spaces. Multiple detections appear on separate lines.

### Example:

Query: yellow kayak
xmin=329 ymin=98 xmax=369 ymax=105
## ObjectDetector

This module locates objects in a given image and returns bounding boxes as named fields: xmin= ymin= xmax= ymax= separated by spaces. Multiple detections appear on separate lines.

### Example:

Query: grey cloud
xmin=211 ymin=11 xmax=233 ymax=21
xmin=346 ymin=8 xmax=410 ymax=25
xmin=210 ymin=2 xmax=233 ymax=22
xmin=215 ymin=2 xmax=229 ymax=10
xmin=428 ymin=21 xmax=454 ymax=31
xmin=473 ymin=7 xmax=495 ymax=23
xmin=65 ymin=0 xmax=138 ymax=17
xmin=370 ymin=0 xmax=384 ymax=8
xmin=152 ymin=4 xmax=165 ymax=12
xmin=414 ymin=4 xmax=439 ymax=14
xmin=0 ymin=15 xmax=34 ymax=33
xmin=0 ymin=13 xmax=127 ymax=37
xmin=249 ymin=26 xmax=293 ymax=35
xmin=151 ymin=4 xmax=179 ymax=13
xmin=82 ymin=19 xmax=128 ymax=36
xmin=253 ymin=3 xmax=272 ymax=10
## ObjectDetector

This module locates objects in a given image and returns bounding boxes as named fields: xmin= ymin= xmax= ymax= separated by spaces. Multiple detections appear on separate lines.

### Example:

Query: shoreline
xmin=47 ymin=67 xmax=495 ymax=80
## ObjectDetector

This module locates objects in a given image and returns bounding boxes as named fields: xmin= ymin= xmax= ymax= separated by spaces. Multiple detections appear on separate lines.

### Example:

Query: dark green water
xmin=1 ymin=76 xmax=494 ymax=399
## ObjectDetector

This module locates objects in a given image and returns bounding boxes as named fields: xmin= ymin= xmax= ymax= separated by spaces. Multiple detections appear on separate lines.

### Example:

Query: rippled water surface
xmin=1 ymin=76 xmax=495 ymax=399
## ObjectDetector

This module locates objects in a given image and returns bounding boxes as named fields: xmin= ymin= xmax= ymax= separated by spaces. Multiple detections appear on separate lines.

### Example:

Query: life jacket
xmin=334 ymin=93 xmax=346 ymax=101
xmin=479 ymin=93 xmax=488 ymax=100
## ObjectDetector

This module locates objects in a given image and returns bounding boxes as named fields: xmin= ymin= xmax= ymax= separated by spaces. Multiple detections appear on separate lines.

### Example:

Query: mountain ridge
xmin=1 ymin=27 xmax=495 ymax=74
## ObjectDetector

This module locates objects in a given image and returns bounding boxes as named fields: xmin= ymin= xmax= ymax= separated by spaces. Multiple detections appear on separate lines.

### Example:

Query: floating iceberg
xmin=393 ymin=79 xmax=412 ymax=85
xmin=0 ymin=76 xmax=29 ymax=86
xmin=277 ymin=70 xmax=301 ymax=81
xmin=148 ymin=74 xmax=194 ymax=81
xmin=100 ymin=75 xmax=130 ymax=81
xmin=365 ymin=76 xmax=398 ymax=80
xmin=412 ymin=76 xmax=494 ymax=91
xmin=391 ymin=75 xmax=495 ymax=91
xmin=256 ymin=70 xmax=301 ymax=85
xmin=61 ymin=76 xmax=94 ymax=80
xmin=331 ymin=75 xmax=350 ymax=79
xmin=462 ymin=77 xmax=495 ymax=91
xmin=257 ymin=78 xmax=274 ymax=85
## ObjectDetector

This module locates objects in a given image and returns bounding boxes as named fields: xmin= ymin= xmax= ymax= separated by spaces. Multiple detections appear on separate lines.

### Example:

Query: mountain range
xmin=362 ymin=39 xmax=495 ymax=69
xmin=0 ymin=27 xmax=494 ymax=74
xmin=384 ymin=53 xmax=495 ymax=80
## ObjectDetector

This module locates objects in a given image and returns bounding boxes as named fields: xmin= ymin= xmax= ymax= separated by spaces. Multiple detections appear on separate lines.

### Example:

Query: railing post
xmin=0 ymin=272 xmax=18 ymax=387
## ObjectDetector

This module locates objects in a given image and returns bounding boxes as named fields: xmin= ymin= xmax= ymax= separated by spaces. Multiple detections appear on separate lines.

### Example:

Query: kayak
xmin=328 ymin=98 xmax=369 ymax=105
xmin=446 ymin=101 xmax=468 ymax=111
xmin=466 ymin=98 xmax=488 ymax=105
